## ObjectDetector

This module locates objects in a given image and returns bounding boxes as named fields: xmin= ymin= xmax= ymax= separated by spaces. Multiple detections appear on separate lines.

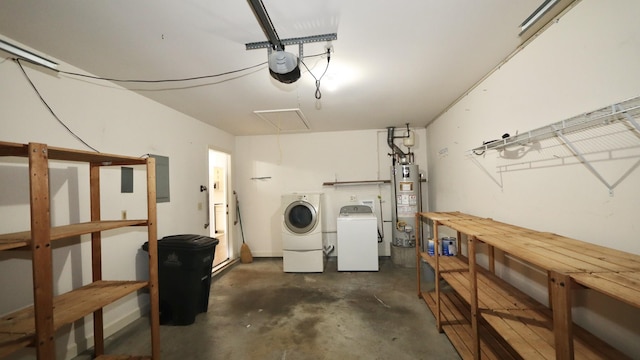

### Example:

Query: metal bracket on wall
xmin=468 ymin=95 xmax=640 ymax=196
xmin=468 ymin=156 xmax=504 ymax=191
xmin=245 ymin=33 xmax=337 ymax=50
xmin=551 ymin=124 xmax=617 ymax=196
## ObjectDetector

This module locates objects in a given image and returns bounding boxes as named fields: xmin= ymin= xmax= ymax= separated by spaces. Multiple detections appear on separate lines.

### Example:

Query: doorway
xmin=208 ymin=148 xmax=232 ymax=269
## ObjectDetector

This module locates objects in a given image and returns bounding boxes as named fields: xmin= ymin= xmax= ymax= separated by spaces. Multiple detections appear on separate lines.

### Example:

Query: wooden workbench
xmin=416 ymin=211 xmax=638 ymax=359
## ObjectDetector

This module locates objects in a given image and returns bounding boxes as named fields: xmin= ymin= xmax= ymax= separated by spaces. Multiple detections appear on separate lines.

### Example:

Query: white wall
xmin=234 ymin=128 xmax=428 ymax=258
xmin=0 ymin=39 xmax=235 ymax=359
xmin=426 ymin=0 xmax=640 ymax=356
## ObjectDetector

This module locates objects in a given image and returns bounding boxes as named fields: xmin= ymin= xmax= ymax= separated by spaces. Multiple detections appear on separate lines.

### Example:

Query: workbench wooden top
xmin=418 ymin=211 xmax=640 ymax=309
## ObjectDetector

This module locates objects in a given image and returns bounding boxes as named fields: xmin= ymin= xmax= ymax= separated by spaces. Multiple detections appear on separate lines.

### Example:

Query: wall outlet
xmin=121 ymin=210 xmax=127 ymax=220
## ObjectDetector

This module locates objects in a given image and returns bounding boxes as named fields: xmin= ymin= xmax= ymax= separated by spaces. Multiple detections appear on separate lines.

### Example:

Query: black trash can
xmin=144 ymin=234 xmax=219 ymax=325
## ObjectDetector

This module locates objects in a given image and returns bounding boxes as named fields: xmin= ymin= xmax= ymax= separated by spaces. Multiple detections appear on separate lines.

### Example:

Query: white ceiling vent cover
xmin=253 ymin=108 xmax=310 ymax=132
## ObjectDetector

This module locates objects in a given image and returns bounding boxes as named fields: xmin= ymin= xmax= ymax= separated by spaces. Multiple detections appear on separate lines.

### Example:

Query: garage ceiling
xmin=0 ymin=0 xmax=552 ymax=136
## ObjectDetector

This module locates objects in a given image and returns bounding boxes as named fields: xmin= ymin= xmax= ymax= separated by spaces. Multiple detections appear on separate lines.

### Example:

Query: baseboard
xmin=248 ymin=251 xmax=283 ymax=257
xmin=63 ymin=303 xmax=149 ymax=360
xmin=212 ymin=258 xmax=239 ymax=279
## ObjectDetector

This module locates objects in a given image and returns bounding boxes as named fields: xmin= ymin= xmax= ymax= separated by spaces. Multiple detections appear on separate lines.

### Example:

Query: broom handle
xmin=234 ymin=191 xmax=246 ymax=244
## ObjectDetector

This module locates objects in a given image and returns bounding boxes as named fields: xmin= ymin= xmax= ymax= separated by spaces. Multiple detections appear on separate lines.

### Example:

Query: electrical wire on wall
xmin=56 ymin=61 xmax=268 ymax=84
xmin=55 ymin=51 xmax=329 ymax=86
xmin=7 ymin=50 xmax=331 ymax=152
xmin=15 ymin=59 xmax=100 ymax=152
xmin=8 ymin=50 xmax=330 ymax=87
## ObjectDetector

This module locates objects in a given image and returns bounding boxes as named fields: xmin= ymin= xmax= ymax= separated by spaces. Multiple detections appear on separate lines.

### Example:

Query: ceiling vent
xmin=253 ymin=108 xmax=310 ymax=132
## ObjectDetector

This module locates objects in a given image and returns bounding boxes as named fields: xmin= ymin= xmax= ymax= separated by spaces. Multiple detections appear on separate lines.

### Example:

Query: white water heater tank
xmin=391 ymin=163 xmax=421 ymax=247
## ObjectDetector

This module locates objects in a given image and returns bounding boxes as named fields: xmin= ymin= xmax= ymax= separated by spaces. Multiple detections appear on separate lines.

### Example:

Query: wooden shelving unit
xmin=416 ymin=211 xmax=638 ymax=360
xmin=0 ymin=141 xmax=160 ymax=359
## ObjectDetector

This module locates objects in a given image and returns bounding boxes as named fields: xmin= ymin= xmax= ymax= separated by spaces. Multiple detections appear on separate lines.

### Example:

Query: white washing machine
xmin=281 ymin=193 xmax=324 ymax=272
xmin=337 ymin=205 xmax=379 ymax=271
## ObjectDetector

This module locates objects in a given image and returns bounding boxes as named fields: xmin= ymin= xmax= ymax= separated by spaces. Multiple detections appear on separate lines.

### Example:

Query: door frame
xmin=208 ymin=147 xmax=234 ymax=268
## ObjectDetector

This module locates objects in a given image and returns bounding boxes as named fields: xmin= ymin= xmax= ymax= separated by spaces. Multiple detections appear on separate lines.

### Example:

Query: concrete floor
xmin=76 ymin=258 xmax=460 ymax=360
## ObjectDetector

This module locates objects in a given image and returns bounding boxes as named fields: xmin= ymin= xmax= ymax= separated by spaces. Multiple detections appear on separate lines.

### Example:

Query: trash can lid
xmin=158 ymin=234 xmax=219 ymax=248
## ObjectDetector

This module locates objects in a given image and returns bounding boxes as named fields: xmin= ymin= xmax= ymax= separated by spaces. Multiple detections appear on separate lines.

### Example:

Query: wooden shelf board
xmin=46 ymin=146 xmax=147 ymax=165
xmin=483 ymin=307 xmax=630 ymax=360
xmin=0 ymin=333 xmax=33 ymax=359
xmin=571 ymin=272 xmax=640 ymax=309
xmin=478 ymin=233 xmax=632 ymax=273
xmin=0 ymin=280 xmax=148 ymax=356
xmin=537 ymin=233 xmax=640 ymax=272
xmin=418 ymin=211 xmax=482 ymax=222
xmin=420 ymin=252 xmax=469 ymax=273
xmin=420 ymin=254 xmax=628 ymax=359
xmin=0 ymin=240 xmax=29 ymax=251
xmin=440 ymin=262 xmax=547 ymax=311
xmin=421 ymin=291 xmax=517 ymax=360
xmin=0 ymin=141 xmax=29 ymax=157
xmin=0 ymin=220 xmax=148 ymax=251
xmin=482 ymin=309 xmax=555 ymax=359
xmin=441 ymin=218 xmax=535 ymax=237
xmin=0 ymin=141 xmax=146 ymax=165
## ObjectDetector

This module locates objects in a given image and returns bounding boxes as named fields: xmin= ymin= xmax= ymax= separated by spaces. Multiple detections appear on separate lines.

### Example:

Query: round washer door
xmin=284 ymin=200 xmax=318 ymax=234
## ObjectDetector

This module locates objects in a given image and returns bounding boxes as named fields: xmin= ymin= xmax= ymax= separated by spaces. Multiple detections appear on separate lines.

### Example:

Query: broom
xmin=235 ymin=191 xmax=253 ymax=263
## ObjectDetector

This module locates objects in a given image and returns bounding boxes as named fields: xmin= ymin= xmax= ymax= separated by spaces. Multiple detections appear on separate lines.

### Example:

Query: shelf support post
xmin=29 ymin=143 xmax=56 ymax=358
xmin=90 ymin=163 xmax=105 ymax=356
xmin=550 ymin=271 xmax=574 ymax=360
xmin=416 ymin=213 xmax=422 ymax=298
xmin=147 ymin=157 xmax=161 ymax=360
xmin=468 ymin=235 xmax=480 ymax=360
xmin=434 ymin=221 xmax=443 ymax=333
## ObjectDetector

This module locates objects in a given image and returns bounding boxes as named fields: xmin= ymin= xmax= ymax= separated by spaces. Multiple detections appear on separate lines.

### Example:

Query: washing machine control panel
xmin=339 ymin=205 xmax=373 ymax=215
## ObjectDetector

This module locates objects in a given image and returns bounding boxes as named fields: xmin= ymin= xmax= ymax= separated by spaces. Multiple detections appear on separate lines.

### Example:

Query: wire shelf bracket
xmin=468 ymin=95 xmax=640 ymax=196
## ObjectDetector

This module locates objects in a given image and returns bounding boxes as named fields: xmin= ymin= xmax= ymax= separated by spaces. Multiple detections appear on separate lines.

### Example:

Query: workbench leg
xmin=416 ymin=213 xmax=422 ymax=298
xmin=469 ymin=236 xmax=480 ymax=360
xmin=547 ymin=271 xmax=553 ymax=310
xmin=550 ymin=271 xmax=574 ymax=360
xmin=488 ymin=245 xmax=495 ymax=274
xmin=434 ymin=221 xmax=442 ymax=333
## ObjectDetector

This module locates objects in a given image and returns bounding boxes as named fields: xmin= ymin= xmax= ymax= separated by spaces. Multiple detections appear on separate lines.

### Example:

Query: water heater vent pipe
xmin=387 ymin=126 xmax=414 ymax=164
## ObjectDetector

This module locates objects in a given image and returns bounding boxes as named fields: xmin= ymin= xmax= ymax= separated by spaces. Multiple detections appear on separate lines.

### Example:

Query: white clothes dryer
xmin=281 ymin=193 xmax=324 ymax=272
